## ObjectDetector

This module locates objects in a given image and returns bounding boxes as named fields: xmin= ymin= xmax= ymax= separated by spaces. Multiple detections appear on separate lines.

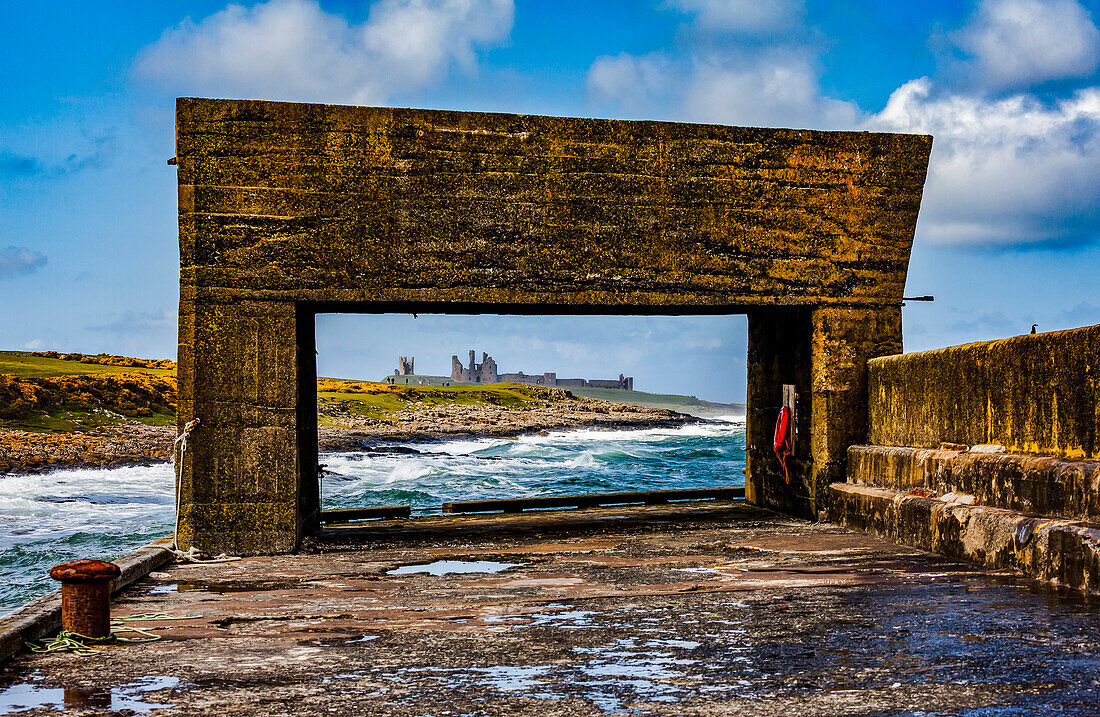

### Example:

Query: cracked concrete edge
xmin=847 ymin=444 xmax=1100 ymax=521
xmin=0 ymin=535 xmax=176 ymax=665
xmin=828 ymin=482 xmax=1100 ymax=595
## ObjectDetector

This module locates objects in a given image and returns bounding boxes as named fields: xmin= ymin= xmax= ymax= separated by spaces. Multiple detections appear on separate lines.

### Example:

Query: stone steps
xmin=829 ymin=482 xmax=1100 ymax=594
xmin=847 ymin=444 xmax=1100 ymax=521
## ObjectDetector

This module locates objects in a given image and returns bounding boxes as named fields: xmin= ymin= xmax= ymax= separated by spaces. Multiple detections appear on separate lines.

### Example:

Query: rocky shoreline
xmin=0 ymin=397 xmax=698 ymax=474
xmin=0 ymin=424 xmax=176 ymax=474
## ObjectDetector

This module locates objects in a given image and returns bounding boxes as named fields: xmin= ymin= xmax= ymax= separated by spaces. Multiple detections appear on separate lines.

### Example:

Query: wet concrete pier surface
xmin=2 ymin=503 xmax=1099 ymax=716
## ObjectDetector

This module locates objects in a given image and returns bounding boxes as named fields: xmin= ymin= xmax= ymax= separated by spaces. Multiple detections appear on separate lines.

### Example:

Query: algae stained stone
xmin=174 ymin=98 xmax=931 ymax=554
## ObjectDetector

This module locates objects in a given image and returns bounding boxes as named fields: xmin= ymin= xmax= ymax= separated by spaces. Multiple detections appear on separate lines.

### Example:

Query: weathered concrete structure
xmin=831 ymin=324 xmax=1100 ymax=593
xmin=8 ymin=507 xmax=1100 ymax=712
xmin=867 ymin=326 xmax=1100 ymax=457
xmin=395 ymin=356 xmax=413 ymax=376
xmin=175 ymin=98 xmax=931 ymax=555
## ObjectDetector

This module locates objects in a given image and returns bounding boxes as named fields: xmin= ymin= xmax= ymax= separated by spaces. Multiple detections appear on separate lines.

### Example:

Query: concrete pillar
xmin=746 ymin=305 xmax=902 ymax=520
xmin=176 ymin=299 xmax=307 ymax=555
xmin=809 ymin=306 xmax=902 ymax=518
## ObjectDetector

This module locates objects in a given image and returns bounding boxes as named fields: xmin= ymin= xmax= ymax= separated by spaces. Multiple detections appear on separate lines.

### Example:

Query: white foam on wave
xmin=380 ymin=460 xmax=434 ymax=485
xmin=398 ymin=421 xmax=747 ymax=458
xmin=711 ymin=414 xmax=746 ymax=424
xmin=0 ymin=463 xmax=173 ymax=502
xmin=319 ymin=419 xmax=745 ymax=512
xmin=567 ymin=451 xmax=598 ymax=468
xmin=521 ymin=421 xmax=744 ymax=446
xmin=417 ymin=436 xmax=509 ymax=455
xmin=0 ymin=464 xmax=174 ymax=552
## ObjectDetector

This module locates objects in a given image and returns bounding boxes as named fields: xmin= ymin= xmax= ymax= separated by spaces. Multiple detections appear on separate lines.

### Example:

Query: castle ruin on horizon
xmin=394 ymin=350 xmax=634 ymax=391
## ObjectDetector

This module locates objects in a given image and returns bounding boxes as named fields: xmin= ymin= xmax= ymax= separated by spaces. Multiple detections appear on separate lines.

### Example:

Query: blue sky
xmin=3 ymin=0 xmax=1100 ymax=403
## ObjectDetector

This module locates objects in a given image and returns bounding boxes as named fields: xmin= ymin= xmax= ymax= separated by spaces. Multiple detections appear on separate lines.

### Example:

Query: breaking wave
xmin=0 ymin=418 xmax=744 ymax=614
xmin=321 ymin=418 xmax=745 ymax=516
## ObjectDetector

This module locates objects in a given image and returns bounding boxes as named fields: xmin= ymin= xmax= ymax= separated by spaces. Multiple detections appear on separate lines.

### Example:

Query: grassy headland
xmin=379 ymin=375 xmax=744 ymax=418
xmin=0 ymin=351 xmax=177 ymax=432
xmin=1 ymin=351 xmax=703 ymax=471
xmin=567 ymin=387 xmax=743 ymax=418
xmin=317 ymin=378 xmax=539 ymax=424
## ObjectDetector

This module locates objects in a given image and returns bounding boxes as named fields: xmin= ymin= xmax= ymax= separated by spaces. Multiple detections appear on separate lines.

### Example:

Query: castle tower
xmin=482 ymin=354 xmax=499 ymax=383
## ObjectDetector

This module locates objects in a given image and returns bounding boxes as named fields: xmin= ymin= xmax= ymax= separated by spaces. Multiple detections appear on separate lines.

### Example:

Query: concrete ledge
xmin=829 ymin=483 xmax=1100 ymax=594
xmin=848 ymin=444 xmax=1100 ymax=520
xmin=0 ymin=536 xmax=175 ymax=665
xmin=313 ymin=501 xmax=754 ymax=547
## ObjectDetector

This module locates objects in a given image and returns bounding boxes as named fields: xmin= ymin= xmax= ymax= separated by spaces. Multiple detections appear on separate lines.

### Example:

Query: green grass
xmin=0 ymin=351 xmax=173 ymax=379
xmin=5 ymin=409 xmax=176 ymax=433
xmin=1 ymin=349 xmax=742 ymax=432
xmin=568 ymin=387 xmax=744 ymax=416
xmin=317 ymin=380 xmax=540 ymax=423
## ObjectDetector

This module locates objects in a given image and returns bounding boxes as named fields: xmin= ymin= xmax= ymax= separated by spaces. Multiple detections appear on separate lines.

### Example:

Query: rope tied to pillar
xmin=172 ymin=546 xmax=241 ymax=564
xmin=172 ymin=418 xmax=200 ymax=550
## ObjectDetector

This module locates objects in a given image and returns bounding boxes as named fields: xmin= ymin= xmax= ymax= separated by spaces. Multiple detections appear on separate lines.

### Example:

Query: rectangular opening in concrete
xmin=308 ymin=311 xmax=751 ymax=524
xmin=175 ymin=99 xmax=930 ymax=553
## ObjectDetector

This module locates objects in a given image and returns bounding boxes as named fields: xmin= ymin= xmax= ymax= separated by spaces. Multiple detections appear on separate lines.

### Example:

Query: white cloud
xmin=683 ymin=51 xmax=860 ymax=128
xmin=870 ymin=78 xmax=1100 ymax=245
xmin=953 ymin=0 xmax=1100 ymax=90
xmin=587 ymin=2 xmax=1100 ymax=248
xmin=588 ymin=0 xmax=853 ymax=129
xmin=135 ymin=0 xmax=514 ymax=104
xmin=0 ymin=246 xmax=47 ymax=279
xmin=587 ymin=47 xmax=858 ymax=129
xmin=665 ymin=0 xmax=804 ymax=35
xmin=587 ymin=53 xmax=674 ymax=114
xmin=23 ymin=339 xmax=44 ymax=350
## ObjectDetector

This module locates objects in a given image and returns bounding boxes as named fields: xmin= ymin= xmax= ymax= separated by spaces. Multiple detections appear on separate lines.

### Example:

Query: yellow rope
xmin=28 ymin=613 xmax=202 ymax=657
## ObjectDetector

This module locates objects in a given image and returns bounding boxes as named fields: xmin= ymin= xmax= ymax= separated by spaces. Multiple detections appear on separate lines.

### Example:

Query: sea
xmin=0 ymin=418 xmax=745 ymax=615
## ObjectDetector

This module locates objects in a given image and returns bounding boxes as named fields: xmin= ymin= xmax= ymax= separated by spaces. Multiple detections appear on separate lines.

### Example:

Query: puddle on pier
xmin=387 ymin=560 xmax=526 ymax=576
xmin=484 ymin=603 xmax=600 ymax=629
xmin=343 ymin=624 xmax=710 ymax=714
xmin=0 ymin=675 xmax=178 ymax=714
xmin=321 ymin=584 xmax=1100 ymax=715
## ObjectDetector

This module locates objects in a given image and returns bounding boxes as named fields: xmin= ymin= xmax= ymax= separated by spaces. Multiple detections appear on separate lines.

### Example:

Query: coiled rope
xmin=28 ymin=613 xmax=202 ymax=657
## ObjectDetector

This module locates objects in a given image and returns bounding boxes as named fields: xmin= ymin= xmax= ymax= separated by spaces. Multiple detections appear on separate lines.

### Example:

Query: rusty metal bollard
xmin=49 ymin=559 xmax=121 ymax=638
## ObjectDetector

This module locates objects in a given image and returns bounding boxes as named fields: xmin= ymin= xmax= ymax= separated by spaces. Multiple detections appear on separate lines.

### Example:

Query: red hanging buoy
xmin=773 ymin=406 xmax=791 ymax=484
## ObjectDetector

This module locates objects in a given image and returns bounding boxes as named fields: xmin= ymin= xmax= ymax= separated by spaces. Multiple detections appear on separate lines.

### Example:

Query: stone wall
xmin=833 ymin=324 xmax=1100 ymax=594
xmin=867 ymin=325 xmax=1100 ymax=458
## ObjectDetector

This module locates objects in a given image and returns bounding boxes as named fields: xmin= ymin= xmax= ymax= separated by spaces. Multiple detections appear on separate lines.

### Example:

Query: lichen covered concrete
xmin=3 ymin=504 xmax=1098 ymax=715
xmin=867 ymin=324 xmax=1100 ymax=458
xmin=829 ymin=482 xmax=1100 ymax=594
xmin=847 ymin=444 xmax=1100 ymax=521
xmin=174 ymin=98 xmax=932 ymax=553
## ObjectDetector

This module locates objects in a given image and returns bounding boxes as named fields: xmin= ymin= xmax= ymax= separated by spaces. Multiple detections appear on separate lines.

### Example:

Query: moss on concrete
xmin=868 ymin=324 xmax=1100 ymax=458
xmin=175 ymin=99 xmax=932 ymax=554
